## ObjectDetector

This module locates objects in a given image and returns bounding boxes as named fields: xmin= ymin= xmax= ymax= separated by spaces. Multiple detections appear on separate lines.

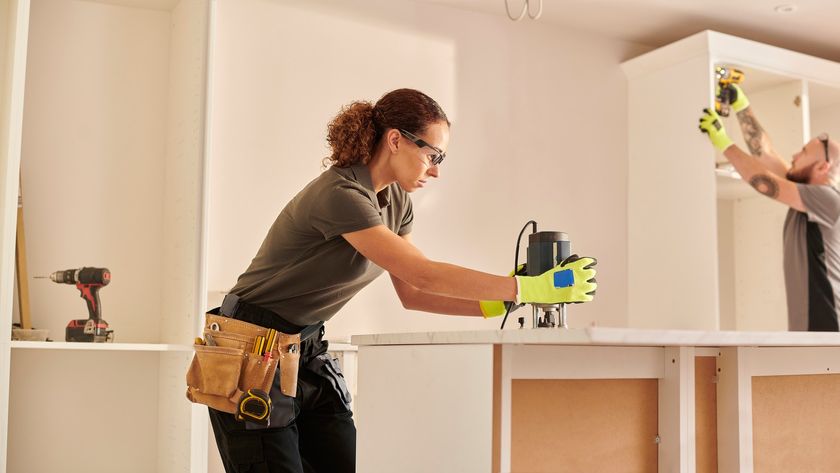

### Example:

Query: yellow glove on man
xmin=515 ymin=255 xmax=597 ymax=305
xmin=727 ymin=83 xmax=750 ymax=113
xmin=699 ymin=108 xmax=734 ymax=152
xmin=716 ymin=83 xmax=750 ymax=115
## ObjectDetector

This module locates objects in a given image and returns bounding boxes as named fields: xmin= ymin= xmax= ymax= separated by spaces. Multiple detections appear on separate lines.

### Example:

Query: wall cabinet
xmin=0 ymin=0 xmax=212 ymax=471
xmin=623 ymin=30 xmax=840 ymax=331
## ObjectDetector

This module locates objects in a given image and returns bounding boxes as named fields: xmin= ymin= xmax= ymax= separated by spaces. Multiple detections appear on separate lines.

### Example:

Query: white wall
xmin=810 ymin=99 xmax=840 ymax=140
xmin=207 ymin=0 xmax=645 ymax=339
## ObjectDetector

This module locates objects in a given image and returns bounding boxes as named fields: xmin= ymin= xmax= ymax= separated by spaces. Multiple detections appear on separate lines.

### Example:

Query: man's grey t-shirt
xmin=229 ymin=164 xmax=413 ymax=326
xmin=782 ymin=184 xmax=840 ymax=331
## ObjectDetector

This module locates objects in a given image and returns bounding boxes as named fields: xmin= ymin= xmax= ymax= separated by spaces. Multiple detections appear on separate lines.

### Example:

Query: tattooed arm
xmin=723 ymin=144 xmax=804 ymax=211
xmin=735 ymin=107 xmax=790 ymax=178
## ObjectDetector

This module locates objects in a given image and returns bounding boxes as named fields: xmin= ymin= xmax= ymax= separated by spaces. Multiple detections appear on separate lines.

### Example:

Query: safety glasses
xmin=818 ymin=133 xmax=831 ymax=162
xmin=398 ymin=129 xmax=445 ymax=166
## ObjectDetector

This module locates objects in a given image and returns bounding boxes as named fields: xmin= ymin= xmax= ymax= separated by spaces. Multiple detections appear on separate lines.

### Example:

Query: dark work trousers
xmin=208 ymin=328 xmax=356 ymax=473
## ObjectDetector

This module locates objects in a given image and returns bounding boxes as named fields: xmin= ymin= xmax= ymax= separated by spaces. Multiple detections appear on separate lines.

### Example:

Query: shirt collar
xmin=348 ymin=164 xmax=391 ymax=210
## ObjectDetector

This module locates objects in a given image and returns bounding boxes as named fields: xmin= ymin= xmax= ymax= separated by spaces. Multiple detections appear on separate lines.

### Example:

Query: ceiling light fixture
xmin=774 ymin=4 xmax=798 ymax=13
xmin=505 ymin=0 xmax=542 ymax=21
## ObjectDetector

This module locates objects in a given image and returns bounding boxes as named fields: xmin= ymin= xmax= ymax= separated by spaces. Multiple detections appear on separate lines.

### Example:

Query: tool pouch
xmin=185 ymin=313 xmax=301 ymax=416
xmin=275 ymin=330 xmax=301 ymax=396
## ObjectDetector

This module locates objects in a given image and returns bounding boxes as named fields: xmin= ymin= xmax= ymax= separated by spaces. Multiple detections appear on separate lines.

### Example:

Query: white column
xmin=716 ymin=347 xmax=753 ymax=473
xmin=658 ymin=346 xmax=696 ymax=473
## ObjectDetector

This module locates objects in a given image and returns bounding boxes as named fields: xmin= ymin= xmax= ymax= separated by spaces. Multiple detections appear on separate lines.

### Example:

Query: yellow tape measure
xmin=236 ymin=389 xmax=271 ymax=425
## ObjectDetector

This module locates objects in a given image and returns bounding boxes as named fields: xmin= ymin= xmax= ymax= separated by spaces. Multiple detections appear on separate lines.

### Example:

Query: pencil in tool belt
xmin=253 ymin=336 xmax=265 ymax=356
xmin=263 ymin=329 xmax=277 ymax=361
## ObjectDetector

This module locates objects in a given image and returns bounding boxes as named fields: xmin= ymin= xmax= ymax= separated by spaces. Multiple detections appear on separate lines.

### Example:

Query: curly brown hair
xmin=325 ymin=88 xmax=450 ymax=167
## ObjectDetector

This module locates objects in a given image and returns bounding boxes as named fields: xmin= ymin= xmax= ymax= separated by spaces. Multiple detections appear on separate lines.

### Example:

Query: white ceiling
xmin=417 ymin=0 xmax=840 ymax=62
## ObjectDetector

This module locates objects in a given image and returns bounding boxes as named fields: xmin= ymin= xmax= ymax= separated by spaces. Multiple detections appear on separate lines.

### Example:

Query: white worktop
xmin=351 ymin=326 xmax=840 ymax=347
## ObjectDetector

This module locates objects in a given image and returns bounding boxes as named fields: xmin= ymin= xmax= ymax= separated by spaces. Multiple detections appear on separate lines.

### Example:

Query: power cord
xmin=500 ymin=220 xmax=537 ymax=329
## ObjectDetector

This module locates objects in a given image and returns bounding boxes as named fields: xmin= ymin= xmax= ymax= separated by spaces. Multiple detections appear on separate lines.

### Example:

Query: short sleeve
xmin=798 ymin=184 xmax=840 ymax=228
xmin=398 ymin=194 xmax=414 ymax=236
xmin=310 ymin=182 xmax=383 ymax=239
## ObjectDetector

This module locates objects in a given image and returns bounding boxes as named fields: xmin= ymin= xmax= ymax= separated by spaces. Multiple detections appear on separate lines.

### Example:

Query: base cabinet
xmin=354 ymin=329 xmax=840 ymax=473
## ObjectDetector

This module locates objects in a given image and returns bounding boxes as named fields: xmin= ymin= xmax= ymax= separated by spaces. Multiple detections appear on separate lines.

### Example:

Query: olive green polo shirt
xmin=229 ymin=164 xmax=414 ymax=326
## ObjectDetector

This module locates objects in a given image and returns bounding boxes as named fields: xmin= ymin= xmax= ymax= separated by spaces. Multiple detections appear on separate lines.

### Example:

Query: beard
xmin=786 ymin=163 xmax=816 ymax=184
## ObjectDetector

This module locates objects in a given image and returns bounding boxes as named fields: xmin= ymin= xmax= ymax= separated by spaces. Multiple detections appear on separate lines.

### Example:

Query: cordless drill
xmin=715 ymin=65 xmax=745 ymax=117
xmin=46 ymin=267 xmax=114 ymax=342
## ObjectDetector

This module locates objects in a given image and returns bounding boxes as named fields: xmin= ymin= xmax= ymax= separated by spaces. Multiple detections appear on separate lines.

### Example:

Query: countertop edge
xmin=351 ymin=327 xmax=840 ymax=347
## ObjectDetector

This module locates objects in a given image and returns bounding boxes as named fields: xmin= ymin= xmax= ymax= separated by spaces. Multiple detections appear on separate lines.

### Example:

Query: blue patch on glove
xmin=554 ymin=269 xmax=574 ymax=288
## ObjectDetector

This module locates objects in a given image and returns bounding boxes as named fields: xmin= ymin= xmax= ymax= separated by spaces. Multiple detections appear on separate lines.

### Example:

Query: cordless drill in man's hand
xmin=40 ymin=267 xmax=114 ymax=342
xmin=715 ymin=66 xmax=746 ymax=117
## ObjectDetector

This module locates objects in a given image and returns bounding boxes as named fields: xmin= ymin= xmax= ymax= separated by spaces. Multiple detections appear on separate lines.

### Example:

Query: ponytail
xmin=325 ymin=101 xmax=378 ymax=167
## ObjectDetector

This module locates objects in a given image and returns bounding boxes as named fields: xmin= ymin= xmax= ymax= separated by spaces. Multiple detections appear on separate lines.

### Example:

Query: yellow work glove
xmin=698 ymin=108 xmax=734 ymax=152
xmin=515 ymin=255 xmax=597 ymax=305
xmin=479 ymin=300 xmax=507 ymax=318
xmin=480 ymin=265 xmax=526 ymax=318
xmin=715 ymin=83 xmax=750 ymax=115
xmin=727 ymin=83 xmax=750 ymax=113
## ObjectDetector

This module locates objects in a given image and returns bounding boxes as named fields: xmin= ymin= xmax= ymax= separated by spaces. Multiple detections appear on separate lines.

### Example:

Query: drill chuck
xmin=50 ymin=267 xmax=111 ymax=286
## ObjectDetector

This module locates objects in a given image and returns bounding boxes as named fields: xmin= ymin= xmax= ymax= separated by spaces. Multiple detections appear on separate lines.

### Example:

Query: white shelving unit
xmin=0 ymin=0 xmax=213 ymax=471
xmin=622 ymin=31 xmax=840 ymax=332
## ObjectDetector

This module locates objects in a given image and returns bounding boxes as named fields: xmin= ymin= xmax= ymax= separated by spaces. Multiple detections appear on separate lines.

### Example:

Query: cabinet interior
xmin=715 ymin=63 xmax=840 ymax=330
xmin=17 ymin=0 xmax=207 ymax=344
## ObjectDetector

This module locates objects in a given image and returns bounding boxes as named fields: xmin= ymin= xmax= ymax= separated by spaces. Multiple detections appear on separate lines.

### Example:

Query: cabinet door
xmin=627 ymin=55 xmax=719 ymax=330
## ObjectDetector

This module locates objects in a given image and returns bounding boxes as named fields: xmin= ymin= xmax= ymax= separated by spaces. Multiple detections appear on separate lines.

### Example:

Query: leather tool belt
xmin=185 ymin=296 xmax=322 ymax=419
xmin=185 ymin=313 xmax=300 ymax=418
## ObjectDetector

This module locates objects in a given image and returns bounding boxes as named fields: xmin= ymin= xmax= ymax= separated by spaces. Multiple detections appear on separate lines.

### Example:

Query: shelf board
xmin=9 ymin=341 xmax=193 ymax=352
